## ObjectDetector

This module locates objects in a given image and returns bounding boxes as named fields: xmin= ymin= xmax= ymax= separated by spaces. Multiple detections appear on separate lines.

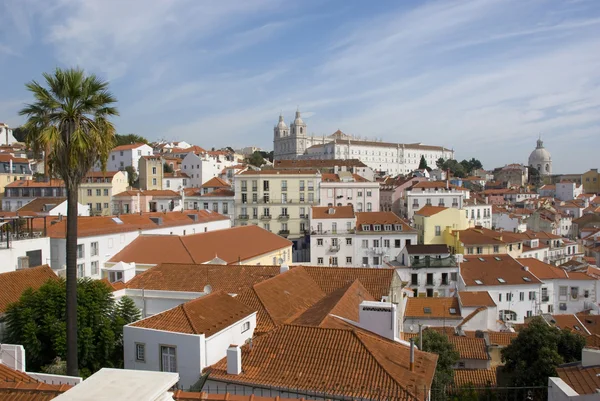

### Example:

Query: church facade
xmin=273 ymin=111 xmax=454 ymax=175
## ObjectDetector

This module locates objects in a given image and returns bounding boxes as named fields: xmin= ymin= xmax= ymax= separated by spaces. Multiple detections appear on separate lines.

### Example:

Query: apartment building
xmin=463 ymin=197 xmax=492 ymax=228
xmin=183 ymin=177 xmax=234 ymax=220
xmin=103 ymin=143 xmax=153 ymax=172
xmin=138 ymin=155 xmax=164 ymax=190
xmin=235 ymin=169 xmax=321 ymax=246
xmin=0 ymin=154 xmax=33 ymax=197
xmin=163 ymin=171 xmax=189 ymax=191
xmin=403 ymin=181 xmax=468 ymax=220
xmin=78 ymin=171 xmax=128 ymax=216
xmin=319 ymin=172 xmax=380 ymax=212
xmin=112 ymin=189 xmax=182 ymax=214
xmin=182 ymin=151 xmax=238 ymax=187
xmin=582 ymin=168 xmax=599 ymax=194
xmin=3 ymin=179 xmax=66 ymax=211
xmin=413 ymin=206 xmax=468 ymax=245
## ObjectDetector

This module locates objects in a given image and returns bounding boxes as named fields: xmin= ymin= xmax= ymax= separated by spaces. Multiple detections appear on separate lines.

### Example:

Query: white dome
xmin=276 ymin=114 xmax=288 ymax=129
xmin=529 ymin=147 xmax=551 ymax=162
xmin=528 ymin=138 xmax=552 ymax=175
xmin=293 ymin=110 xmax=304 ymax=126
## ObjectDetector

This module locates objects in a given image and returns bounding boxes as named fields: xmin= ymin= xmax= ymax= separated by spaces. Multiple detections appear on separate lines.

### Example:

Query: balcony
xmin=372 ymin=248 xmax=388 ymax=255
xmin=260 ymin=215 xmax=272 ymax=220
xmin=241 ymin=187 xmax=247 ymax=192
xmin=410 ymin=255 xmax=457 ymax=268
xmin=299 ymin=214 xmax=307 ymax=219
xmin=299 ymin=186 xmax=305 ymax=191
xmin=278 ymin=214 xmax=290 ymax=221
xmin=278 ymin=230 xmax=290 ymax=237
xmin=251 ymin=187 xmax=257 ymax=192
xmin=542 ymin=296 xmax=550 ymax=302
xmin=238 ymin=214 xmax=249 ymax=220
xmin=329 ymin=244 xmax=340 ymax=252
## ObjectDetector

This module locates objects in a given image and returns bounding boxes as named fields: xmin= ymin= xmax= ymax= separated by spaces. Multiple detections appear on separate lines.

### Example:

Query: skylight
xmin=497 ymin=278 xmax=506 ymax=283
xmin=523 ymin=277 xmax=531 ymax=282
xmin=494 ymin=257 xmax=501 ymax=261
xmin=423 ymin=307 xmax=432 ymax=314
xmin=474 ymin=280 xmax=483 ymax=285
xmin=478 ymin=257 xmax=485 ymax=262
xmin=449 ymin=308 xmax=457 ymax=315
xmin=112 ymin=217 xmax=123 ymax=224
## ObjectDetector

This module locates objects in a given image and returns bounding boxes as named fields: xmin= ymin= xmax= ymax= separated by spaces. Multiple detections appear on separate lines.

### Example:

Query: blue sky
xmin=1 ymin=0 xmax=599 ymax=173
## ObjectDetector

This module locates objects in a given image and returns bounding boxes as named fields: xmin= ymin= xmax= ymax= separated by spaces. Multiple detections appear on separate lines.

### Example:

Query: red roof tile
xmin=111 ymin=143 xmax=149 ymax=151
xmin=458 ymin=291 xmax=496 ymax=307
xmin=461 ymin=255 xmax=541 ymax=286
xmin=405 ymin=297 xmax=461 ymax=319
xmin=556 ymin=364 xmax=600 ymax=395
xmin=453 ymin=368 xmax=497 ymax=387
xmin=0 ymin=265 xmax=58 ymax=313
xmin=201 ymin=177 xmax=230 ymax=188
xmin=414 ymin=206 xmax=448 ymax=217
xmin=311 ymin=205 xmax=355 ymax=219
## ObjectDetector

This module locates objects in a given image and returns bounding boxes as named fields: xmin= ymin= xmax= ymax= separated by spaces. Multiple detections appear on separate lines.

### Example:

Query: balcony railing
xmin=238 ymin=214 xmax=249 ymax=220
xmin=252 ymin=187 xmax=257 ymax=192
xmin=542 ymin=296 xmax=550 ymax=302
xmin=329 ymin=244 xmax=340 ymax=252
xmin=410 ymin=255 xmax=457 ymax=268
xmin=260 ymin=215 xmax=272 ymax=220
xmin=278 ymin=214 xmax=290 ymax=221
xmin=312 ymin=229 xmax=355 ymax=235
xmin=372 ymin=247 xmax=388 ymax=255
xmin=278 ymin=230 xmax=290 ymax=236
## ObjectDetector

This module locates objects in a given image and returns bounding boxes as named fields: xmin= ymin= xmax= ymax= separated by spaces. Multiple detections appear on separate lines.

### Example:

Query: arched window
xmin=545 ymin=163 xmax=550 ymax=172
xmin=300 ymin=127 xmax=303 ymax=134
xmin=499 ymin=310 xmax=517 ymax=321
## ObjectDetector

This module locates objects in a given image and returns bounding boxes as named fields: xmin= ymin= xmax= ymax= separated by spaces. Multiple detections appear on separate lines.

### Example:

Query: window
xmin=87 ymin=189 xmax=92 ymax=196
xmin=526 ymin=310 xmax=533 ymax=318
xmin=345 ymin=257 xmax=353 ymax=265
xmin=346 ymin=238 xmax=352 ymax=245
xmin=263 ymin=223 xmax=270 ymax=231
xmin=373 ymin=239 xmax=380 ymax=247
xmin=263 ymin=180 xmax=270 ymax=191
xmin=212 ymin=203 xmax=218 ymax=212
xmin=135 ymin=343 xmax=145 ymax=362
xmin=559 ymin=286 xmax=568 ymax=299
xmin=519 ymin=292 xmax=524 ymax=301
xmin=308 ymin=193 xmax=314 ymax=202
xmin=362 ymin=257 xmax=369 ymax=266
xmin=96 ymin=189 xmax=101 ymax=196
xmin=152 ymin=178 xmax=157 ymax=185
xmin=362 ymin=239 xmax=368 ymax=248
xmin=358 ymin=191 xmax=363 ymax=197
xmin=317 ymin=257 xmax=324 ymax=265
xmin=77 ymin=263 xmax=85 ymax=278
xmin=528 ymin=291 xmax=536 ymax=300
xmin=426 ymin=273 xmax=433 ymax=285
xmin=91 ymin=242 xmax=99 ymax=256
xmin=493 ymin=245 xmax=499 ymax=253
xmin=435 ymin=225 xmax=441 ymax=236
xmin=317 ymin=239 xmax=323 ymax=246
xmin=476 ymin=247 xmax=483 ymax=254
xmin=104 ymin=203 xmax=109 ymax=209
xmin=367 ymin=202 xmax=372 ymax=211
xmin=332 ymin=222 xmax=337 ymax=233
xmin=160 ymin=346 xmax=177 ymax=373
xmin=152 ymin=167 xmax=157 ymax=174
xmin=450 ymin=272 xmax=457 ymax=281
xmin=411 ymin=274 xmax=418 ymax=285
xmin=96 ymin=202 xmax=102 ymax=211
xmin=506 ymin=293 xmax=512 ymax=301
xmin=498 ymin=293 xmax=502 ymax=302
xmin=331 ymin=257 xmax=338 ymax=266
xmin=77 ymin=244 xmax=84 ymax=259
xmin=467 ymin=247 xmax=473 ymax=255
xmin=241 ymin=180 xmax=247 ymax=191
xmin=103 ymin=189 xmax=109 ymax=196
xmin=241 ymin=321 xmax=250 ymax=333
xmin=570 ymin=287 xmax=579 ymax=300
xmin=366 ymin=191 xmax=372 ymax=197
xmin=166 ymin=180 xmax=170 ymax=188
xmin=426 ymin=198 xmax=432 ymax=206
xmin=384 ymin=239 xmax=390 ymax=248
xmin=372 ymin=256 xmax=379 ymax=265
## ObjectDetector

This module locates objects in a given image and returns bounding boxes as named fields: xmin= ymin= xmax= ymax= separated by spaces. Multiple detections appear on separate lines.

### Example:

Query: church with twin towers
xmin=272 ymin=109 xmax=455 ymax=176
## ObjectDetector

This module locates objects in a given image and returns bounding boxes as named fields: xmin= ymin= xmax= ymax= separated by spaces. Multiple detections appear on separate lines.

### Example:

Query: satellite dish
xmin=203 ymin=285 xmax=212 ymax=294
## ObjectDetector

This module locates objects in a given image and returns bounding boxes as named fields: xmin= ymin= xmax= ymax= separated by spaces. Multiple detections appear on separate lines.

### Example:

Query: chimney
xmin=226 ymin=345 xmax=242 ymax=375
xmin=523 ymin=265 xmax=529 ymax=271
xmin=0 ymin=344 xmax=26 ymax=372
xmin=409 ymin=338 xmax=415 ymax=372
xmin=581 ymin=347 xmax=600 ymax=367
xmin=280 ymin=263 xmax=289 ymax=274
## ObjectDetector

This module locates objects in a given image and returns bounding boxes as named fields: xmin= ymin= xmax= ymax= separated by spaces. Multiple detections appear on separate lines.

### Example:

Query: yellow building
xmin=138 ymin=155 xmax=164 ymax=190
xmin=443 ymin=226 xmax=524 ymax=258
xmin=79 ymin=171 xmax=128 ymax=216
xmin=234 ymin=169 xmax=321 ymax=247
xmin=582 ymin=168 xmax=600 ymax=194
xmin=413 ymin=205 xmax=468 ymax=245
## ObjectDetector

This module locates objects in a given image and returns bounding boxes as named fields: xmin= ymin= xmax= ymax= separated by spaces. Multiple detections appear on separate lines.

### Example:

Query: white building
xmin=309 ymin=206 xmax=417 ymax=268
xmin=162 ymin=172 xmax=190 ymax=192
xmin=124 ymin=291 xmax=256 ymax=389
xmin=556 ymin=181 xmax=583 ymax=201
xmin=181 ymin=151 xmax=237 ymax=188
xmin=492 ymin=209 xmax=528 ymax=233
xmin=463 ymin=198 xmax=492 ymax=229
xmin=459 ymin=254 xmax=543 ymax=324
xmin=47 ymin=210 xmax=231 ymax=279
xmin=0 ymin=122 xmax=17 ymax=145
xmin=527 ymin=137 xmax=552 ymax=176
xmin=393 ymin=244 xmax=460 ymax=298
xmin=103 ymin=143 xmax=153 ymax=172
xmin=319 ymin=172 xmax=380 ymax=212
xmin=403 ymin=181 xmax=468 ymax=220
xmin=272 ymin=111 xmax=454 ymax=175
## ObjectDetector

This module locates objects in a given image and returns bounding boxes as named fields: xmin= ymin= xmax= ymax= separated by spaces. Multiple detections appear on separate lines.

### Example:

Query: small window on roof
xmin=395 ymin=224 xmax=402 ymax=231
xmin=362 ymin=224 xmax=370 ymax=231
xmin=374 ymin=224 xmax=381 ymax=231
xmin=474 ymin=280 xmax=483 ymax=285
xmin=494 ymin=256 xmax=501 ymax=261
xmin=112 ymin=217 xmax=123 ymax=224
xmin=423 ymin=307 xmax=432 ymax=314
xmin=497 ymin=278 xmax=506 ymax=283
xmin=574 ymin=325 xmax=581 ymax=331
xmin=523 ymin=277 xmax=531 ymax=282
xmin=478 ymin=257 xmax=485 ymax=262
xmin=449 ymin=308 xmax=457 ymax=315
xmin=384 ymin=224 xmax=392 ymax=231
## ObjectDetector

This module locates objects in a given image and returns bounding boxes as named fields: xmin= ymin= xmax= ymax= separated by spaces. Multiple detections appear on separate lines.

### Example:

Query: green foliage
xmin=248 ymin=151 xmax=265 ymax=167
xmin=418 ymin=155 xmax=429 ymax=170
xmin=12 ymin=126 xmax=28 ymax=142
xmin=435 ymin=158 xmax=482 ymax=178
xmin=436 ymin=158 xmax=445 ymax=170
xmin=3 ymin=279 xmax=141 ymax=376
xmin=501 ymin=316 xmax=586 ymax=386
xmin=528 ymin=165 xmax=542 ymax=188
xmin=418 ymin=330 xmax=460 ymax=392
xmin=124 ymin=165 xmax=138 ymax=187
xmin=115 ymin=133 xmax=148 ymax=146
xmin=163 ymin=162 xmax=174 ymax=174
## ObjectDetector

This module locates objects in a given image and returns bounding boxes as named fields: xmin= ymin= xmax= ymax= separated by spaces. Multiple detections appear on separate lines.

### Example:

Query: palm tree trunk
xmin=66 ymin=186 xmax=79 ymax=376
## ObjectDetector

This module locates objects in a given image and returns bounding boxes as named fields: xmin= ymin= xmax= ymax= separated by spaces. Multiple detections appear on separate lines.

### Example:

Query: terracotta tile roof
xmin=458 ymin=291 xmax=496 ymax=307
xmin=556 ymin=364 xmax=600 ymax=395
xmin=113 ymin=189 xmax=180 ymax=197
xmin=0 ymin=154 xmax=30 ymax=163
xmin=0 ymin=265 xmax=58 ymax=313
xmin=405 ymin=244 xmax=450 ymax=255
xmin=0 ymin=365 xmax=71 ymax=397
xmin=453 ymin=368 xmax=497 ymax=387
xmin=519 ymin=258 xmax=568 ymax=279
xmin=239 ymin=169 xmax=319 ymax=175
xmin=292 ymin=280 xmax=375 ymax=327
xmin=461 ymin=254 xmax=541 ymax=286
xmin=311 ymin=205 xmax=355 ymax=219
xmin=448 ymin=336 xmax=489 ymax=360
xmin=201 ymin=177 xmax=230 ymax=188
xmin=412 ymin=181 xmax=463 ymax=190
xmin=99 ymin=278 xmax=126 ymax=292
xmin=170 ymin=145 xmax=207 ymax=154
xmin=451 ymin=227 xmax=521 ymax=245
xmin=414 ymin=206 xmax=448 ymax=217
xmin=110 ymin=235 xmax=194 ymax=264
xmin=320 ymin=173 xmax=370 ymax=183
xmin=130 ymin=291 xmax=254 ymax=336
xmin=163 ymin=172 xmax=190 ymax=178
xmin=207 ymin=324 xmax=437 ymax=400
xmin=173 ymin=392 xmax=300 ymax=401
xmin=125 ymin=263 xmax=280 ymax=293
xmin=198 ymin=188 xmax=235 ymax=197
xmin=273 ymin=159 xmax=367 ymax=169
xmin=549 ymin=314 xmax=590 ymax=334
xmin=111 ymin=143 xmax=148 ymax=151
xmin=15 ymin=197 xmax=66 ymax=214
xmin=405 ymin=297 xmax=461 ymax=319
xmin=47 ymin=210 xmax=228 ymax=238
xmin=302 ymin=266 xmax=394 ymax=300
xmin=6 ymin=179 xmax=64 ymax=188
xmin=586 ymin=334 xmax=600 ymax=349
xmin=355 ymin=212 xmax=415 ymax=232
xmin=84 ymin=171 xmax=120 ymax=178
xmin=487 ymin=331 xmax=517 ymax=346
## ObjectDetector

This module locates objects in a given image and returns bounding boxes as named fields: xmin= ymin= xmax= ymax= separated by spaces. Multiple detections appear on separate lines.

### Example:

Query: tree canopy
xmin=124 ymin=165 xmax=138 ymax=188
xmin=115 ymin=133 xmax=149 ymax=146
xmin=434 ymin=158 xmax=483 ymax=178
xmin=417 ymin=330 xmax=460 ymax=392
xmin=164 ymin=162 xmax=174 ymax=174
xmin=501 ymin=316 xmax=586 ymax=386
xmin=3 ymin=278 xmax=140 ymax=378
xmin=418 ymin=155 xmax=429 ymax=170
xmin=248 ymin=151 xmax=265 ymax=167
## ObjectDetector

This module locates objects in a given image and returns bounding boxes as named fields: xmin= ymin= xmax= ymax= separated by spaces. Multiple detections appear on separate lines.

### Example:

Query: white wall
xmin=396 ymin=266 xmax=459 ymax=298
xmin=123 ymin=326 xmax=203 ymax=390
xmin=204 ymin=314 xmax=256 ymax=368
xmin=405 ymin=190 xmax=465 ymax=219
xmin=460 ymin=283 xmax=542 ymax=323
xmin=319 ymin=182 xmax=380 ymax=212
xmin=355 ymin=233 xmax=417 ymax=267
xmin=0 ymin=237 xmax=51 ymax=273
xmin=493 ymin=213 xmax=527 ymax=233
xmin=106 ymin=144 xmax=153 ymax=172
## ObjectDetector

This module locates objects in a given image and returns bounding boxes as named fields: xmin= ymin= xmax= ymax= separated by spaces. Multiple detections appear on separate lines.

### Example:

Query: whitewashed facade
xmin=181 ymin=153 xmax=238 ymax=188
xmin=403 ymin=185 xmax=467 ymax=220
xmin=103 ymin=143 xmax=153 ymax=172
xmin=319 ymin=175 xmax=380 ymax=212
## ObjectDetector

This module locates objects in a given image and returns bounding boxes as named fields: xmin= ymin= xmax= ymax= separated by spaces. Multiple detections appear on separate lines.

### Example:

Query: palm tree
xmin=20 ymin=68 xmax=118 ymax=376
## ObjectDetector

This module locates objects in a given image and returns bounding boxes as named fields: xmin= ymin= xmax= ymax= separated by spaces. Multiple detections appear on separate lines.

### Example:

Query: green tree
xmin=248 ymin=151 xmax=265 ymax=167
xmin=528 ymin=165 xmax=542 ymax=189
xmin=163 ymin=162 xmax=174 ymax=174
xmin=501 ymin=316 xmax=586 ymax=386
xmin=436 ymin=158 xmax=445 ymax=170
xmin=20 ymin=68 xmax=118 ymax=375
xmin=417 ymin=330 xmax=460 ymax=394
xmin=124 ymin=165 xmax=138 ymax=188
xmin=115 ymin=133 xmax=148 ymax=146
xmin=3 ymin=279 xmax=140 ymax=376
xmin=12 ymin=126 xmax=28 ymax=142
xmin=418 ymin=155 xmax=429 ymax=170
